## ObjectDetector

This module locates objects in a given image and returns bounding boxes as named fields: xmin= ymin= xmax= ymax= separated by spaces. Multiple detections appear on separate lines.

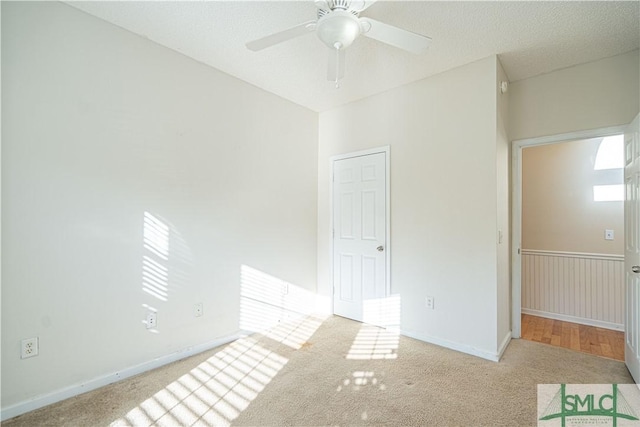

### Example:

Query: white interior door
xmin=625 ymin=114 xmax=640 ymax=383
xmin=332 ymin=151 xmax=387 ymax=322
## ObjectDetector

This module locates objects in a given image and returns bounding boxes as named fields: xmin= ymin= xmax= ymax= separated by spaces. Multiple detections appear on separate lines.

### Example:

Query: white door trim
xmin=624 ymin=114 xmax=640 ymax=383
xmin=330 ymin=146 xmax=391 ymax=311
xmin=511 ymin=126 xmax=625 ymax=338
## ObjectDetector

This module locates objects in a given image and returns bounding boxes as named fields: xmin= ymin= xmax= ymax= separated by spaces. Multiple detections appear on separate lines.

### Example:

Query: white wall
xmin=2 ymin=1 xmax=318 ymax=411
xmin=318 ymin=56 xmax=506 ymax=359
xmin=522 ymin=138 xmax=624 ymax=255
xmin=496 ymin=59 xmax=510 ymax=350
xmin=509 ymin=50 xmax=639 ymax=141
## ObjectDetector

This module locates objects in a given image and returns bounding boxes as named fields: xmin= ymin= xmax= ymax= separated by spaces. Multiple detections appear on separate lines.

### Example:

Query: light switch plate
xmin=605 ymin=229 xmax=614 ymax=240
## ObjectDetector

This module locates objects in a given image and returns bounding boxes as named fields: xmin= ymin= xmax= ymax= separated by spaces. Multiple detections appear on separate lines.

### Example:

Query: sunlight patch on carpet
xmin=336 ymin=371 xmax=386 ymax=392
xmin=110 ymin=337 xmax=288 ymax=427
xmin=239 ymin=265 xmax=328 ymax=349
xmin=346 ymin=325 xmax=399 ymax=360
xmin=346 ymin=295 xmax=400 ymax=360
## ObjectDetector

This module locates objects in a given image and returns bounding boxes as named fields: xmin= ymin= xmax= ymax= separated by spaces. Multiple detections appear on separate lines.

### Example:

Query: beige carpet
xmin=2 ymin=315 xmax=634 ymax=426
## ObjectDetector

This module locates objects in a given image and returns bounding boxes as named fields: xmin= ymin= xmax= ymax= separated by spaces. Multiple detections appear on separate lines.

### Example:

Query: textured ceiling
xmin=67 ymin=1 xmax=639 ymax=112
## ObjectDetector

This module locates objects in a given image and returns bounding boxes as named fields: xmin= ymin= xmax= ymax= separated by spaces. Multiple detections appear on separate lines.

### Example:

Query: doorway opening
xmin=512 ymin=126 xmax=626 ymax=361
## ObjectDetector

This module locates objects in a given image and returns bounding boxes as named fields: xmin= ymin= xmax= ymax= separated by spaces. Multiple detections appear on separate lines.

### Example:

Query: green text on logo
xmin=540 ymin=384 xmax=639 ymax=427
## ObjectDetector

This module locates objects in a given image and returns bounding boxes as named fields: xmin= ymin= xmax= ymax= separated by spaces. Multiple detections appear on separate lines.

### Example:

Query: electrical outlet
xmin=21 ymin=337 xmax=39 ymax=359
xmin=426 ymin=296 xmax=435 ymax=310
xmin=146 ymin=311 xmax=157 ymax=329
xmin=282 ymin=283 xmax=289 ymax=295
xmin=194 ymin=302 xmax=203 ymax=317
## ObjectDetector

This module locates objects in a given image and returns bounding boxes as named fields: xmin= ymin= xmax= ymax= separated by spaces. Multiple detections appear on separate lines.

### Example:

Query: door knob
xmin=633 ymin=266 xmax=640 ymax=273
xmin=377 ymin=246 xmax=384 ymax=252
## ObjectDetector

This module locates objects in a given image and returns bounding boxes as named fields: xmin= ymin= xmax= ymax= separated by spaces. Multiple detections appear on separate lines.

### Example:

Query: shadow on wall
xmin=141 ymin=211 xmax=194 ymax=333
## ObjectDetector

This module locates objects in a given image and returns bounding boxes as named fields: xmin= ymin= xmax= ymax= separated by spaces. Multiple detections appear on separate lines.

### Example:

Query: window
xmin=593 ymin=135 xmax=624 ymax=201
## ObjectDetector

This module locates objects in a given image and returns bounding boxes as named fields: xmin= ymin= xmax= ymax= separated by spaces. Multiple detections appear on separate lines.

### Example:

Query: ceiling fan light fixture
xmin=316 ymin=10 xmax=361 ymax=50
xmin=246 ymin=0 xmax=433 ymax=84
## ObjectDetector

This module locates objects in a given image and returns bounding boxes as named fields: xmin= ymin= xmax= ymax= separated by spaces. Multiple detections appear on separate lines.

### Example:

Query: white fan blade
xmin=359 ymin=17 xmax=431 ymax=54
xmin=246 ymin=21 xmax=316 ymax=51
xmin=327 ymin=48 xmax=346 ymax=82
xmin=350 ymin=0 xmax=377 ymax=12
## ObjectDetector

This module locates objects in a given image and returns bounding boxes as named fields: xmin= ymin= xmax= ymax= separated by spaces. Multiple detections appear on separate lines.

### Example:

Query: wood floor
xmin=521 ymin=314 xmax=625 ymax=361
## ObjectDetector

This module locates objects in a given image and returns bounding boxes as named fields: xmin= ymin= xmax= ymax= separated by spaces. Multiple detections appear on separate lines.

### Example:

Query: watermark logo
xmin=538 ymin=384 xmax=640 ymax=427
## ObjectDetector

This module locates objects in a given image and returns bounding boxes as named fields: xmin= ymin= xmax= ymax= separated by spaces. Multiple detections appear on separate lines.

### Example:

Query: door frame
xmin=511 ymin=126 xmax=626 ymax=338
xmin=624 ymin=114 xmax=640 ymax=382
xmin=330 ymin=146 xmax=391 ymax=314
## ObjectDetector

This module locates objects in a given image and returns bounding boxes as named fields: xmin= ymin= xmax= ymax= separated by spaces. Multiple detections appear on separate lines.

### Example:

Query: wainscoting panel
xmin=521 ymin=250 xmax=624 ymax=330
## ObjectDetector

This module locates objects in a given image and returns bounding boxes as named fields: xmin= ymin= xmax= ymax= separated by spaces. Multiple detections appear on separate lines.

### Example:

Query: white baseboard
xmin=0 ymin=332 xmax=242 ymax=422
xmin=401 ymin=330 xmax=505 ymax=362
xmin=522 ymin=308 xmax=624 ymax=331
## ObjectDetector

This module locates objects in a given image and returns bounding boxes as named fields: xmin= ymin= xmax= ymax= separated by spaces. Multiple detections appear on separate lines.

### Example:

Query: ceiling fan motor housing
xmin=316 ymin=10 xmax=361 ymax=49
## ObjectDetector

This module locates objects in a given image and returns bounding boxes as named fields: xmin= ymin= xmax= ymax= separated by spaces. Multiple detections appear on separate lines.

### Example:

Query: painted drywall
xmin=522 ymin=138 xmax=624 ymax=255
xmin=318 ymin=56 xmax=505 ymax=358
xmin=496 ymin=59 xmax=511 ymax=350
xmin=2 ymin=1 xmax=318 ymax=411
xmin=509 ymin=50 xmax=640 ymax=141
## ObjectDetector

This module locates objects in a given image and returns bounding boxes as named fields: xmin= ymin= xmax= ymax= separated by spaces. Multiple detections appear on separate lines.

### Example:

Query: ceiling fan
xmin=246 ymin=0 xmax=432 ymax=86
